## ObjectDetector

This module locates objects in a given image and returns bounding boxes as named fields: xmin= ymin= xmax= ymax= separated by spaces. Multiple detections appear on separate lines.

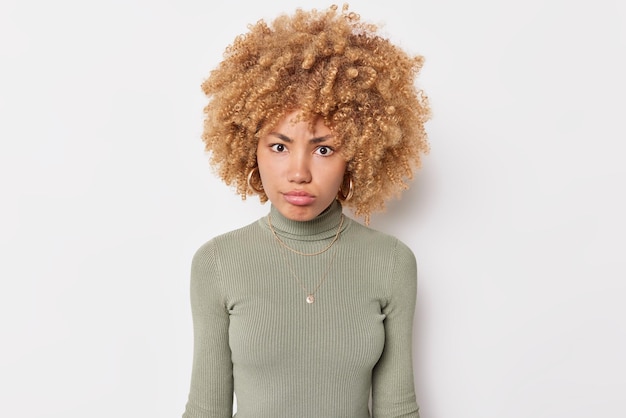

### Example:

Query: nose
xmin=287 ymin=154 xmax=312 ymax=184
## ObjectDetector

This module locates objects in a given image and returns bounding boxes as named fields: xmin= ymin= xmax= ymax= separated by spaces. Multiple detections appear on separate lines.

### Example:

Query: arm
xmin=371 ymin=240 xmax=420 ymax=418
xmin=182 ymin=241 xmax=233 ymax=418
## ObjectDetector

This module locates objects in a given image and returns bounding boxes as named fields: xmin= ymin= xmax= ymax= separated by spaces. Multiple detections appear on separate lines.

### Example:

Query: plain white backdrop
xmin=1 ymin=0 xmax=624 ymax=417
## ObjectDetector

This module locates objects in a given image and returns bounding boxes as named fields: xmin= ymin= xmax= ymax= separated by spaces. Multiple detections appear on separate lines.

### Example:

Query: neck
xmin=264 ymin=200 xmax=346 ymax=241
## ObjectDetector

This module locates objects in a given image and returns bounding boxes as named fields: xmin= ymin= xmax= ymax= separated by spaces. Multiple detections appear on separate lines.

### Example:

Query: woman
xmin=183 ymin=4 xmax=430 ymax=417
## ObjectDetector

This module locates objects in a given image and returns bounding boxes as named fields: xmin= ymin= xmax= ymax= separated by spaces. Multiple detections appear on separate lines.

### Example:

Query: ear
xmin=338 ymin=172 xmax=353 ymax=202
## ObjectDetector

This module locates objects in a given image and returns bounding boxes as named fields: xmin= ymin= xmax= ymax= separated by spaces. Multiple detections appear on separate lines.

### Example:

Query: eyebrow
xmin=269 ymin=132 xmax=333 ymax=144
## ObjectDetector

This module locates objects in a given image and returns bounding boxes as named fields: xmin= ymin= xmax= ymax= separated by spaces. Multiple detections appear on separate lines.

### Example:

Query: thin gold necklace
xmin=267 ymin=213 xmax=344 ymax=256
xmin=278 ymin=246 xmax=339 ymax=304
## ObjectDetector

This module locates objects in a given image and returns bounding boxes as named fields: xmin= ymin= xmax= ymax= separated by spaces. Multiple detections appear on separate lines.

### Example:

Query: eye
xmin=315 ymin=146 xmax=334 ymax=156
xmin=270 ymin=143 xmax=287 ymax=152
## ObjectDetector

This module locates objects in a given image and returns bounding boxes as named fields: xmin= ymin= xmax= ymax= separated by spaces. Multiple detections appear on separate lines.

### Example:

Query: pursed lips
xmin=282 ymin=190 xmax=315 ymax=205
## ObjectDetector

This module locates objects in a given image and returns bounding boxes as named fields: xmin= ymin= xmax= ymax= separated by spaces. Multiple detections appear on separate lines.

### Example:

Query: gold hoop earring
xmin=247 ymin=167 xmax=264 ymax=193
xmin=338 ymin=175 xmax=353 ymax=201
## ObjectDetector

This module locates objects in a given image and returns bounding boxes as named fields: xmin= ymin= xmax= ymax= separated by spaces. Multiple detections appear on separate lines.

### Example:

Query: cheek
xmin=256 ymin=158 xmax=279 ymax=194
xmin=256 ymin=151 xmax=271 ymax=177
xmin=328 ymin=162 xmax=347 ymax=189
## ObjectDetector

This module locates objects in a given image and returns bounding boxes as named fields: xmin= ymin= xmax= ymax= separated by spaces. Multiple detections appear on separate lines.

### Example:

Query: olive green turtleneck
xmin=183 ymin=200 xmax=420 ymax=418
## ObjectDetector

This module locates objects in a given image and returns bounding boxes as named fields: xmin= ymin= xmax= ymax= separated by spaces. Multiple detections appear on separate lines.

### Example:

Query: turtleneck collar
xmin=261 ymin=199 xmax=348 ymax=242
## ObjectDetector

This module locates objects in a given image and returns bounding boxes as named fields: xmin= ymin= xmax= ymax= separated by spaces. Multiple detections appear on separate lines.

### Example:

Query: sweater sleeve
xmin=182 ymin=241 xmax=234 ymax=418
xmin=371 ymin=240 xmax=420 ymax=418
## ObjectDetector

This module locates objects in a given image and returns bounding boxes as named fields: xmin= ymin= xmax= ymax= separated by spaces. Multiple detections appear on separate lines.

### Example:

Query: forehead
xmin=257 ymin=110 xmax=344 ymax=147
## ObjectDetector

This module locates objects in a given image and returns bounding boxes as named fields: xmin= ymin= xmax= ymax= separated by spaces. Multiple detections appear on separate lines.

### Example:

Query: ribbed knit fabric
xmin=182 ymin=200 xmax=420 ymax=418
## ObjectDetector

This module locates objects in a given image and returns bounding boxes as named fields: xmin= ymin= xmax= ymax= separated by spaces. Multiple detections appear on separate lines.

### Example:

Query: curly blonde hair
xmin=201 ymin=4 xmax=430 ymax=222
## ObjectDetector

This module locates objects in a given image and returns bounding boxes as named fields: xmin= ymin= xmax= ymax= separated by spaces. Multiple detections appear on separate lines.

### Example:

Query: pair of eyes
xmin=269 ymin=143 xmax=335 ymax=156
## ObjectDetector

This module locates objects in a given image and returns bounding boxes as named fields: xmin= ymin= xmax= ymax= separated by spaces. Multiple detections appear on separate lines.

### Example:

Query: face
xmin=256 ymin=110 xmax=347 ymax=222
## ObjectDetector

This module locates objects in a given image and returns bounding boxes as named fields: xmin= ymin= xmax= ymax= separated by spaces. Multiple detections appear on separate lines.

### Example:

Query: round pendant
xmin=306 ymin=294 xmax=315 ymax=304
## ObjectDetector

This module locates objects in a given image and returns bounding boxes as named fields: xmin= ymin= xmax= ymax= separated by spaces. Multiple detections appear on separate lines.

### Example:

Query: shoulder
xmin=345 ymin=218 xmax=417 ymax=304
xmin=345 ymin=218 xmax=417 ymax=287
xmin=192 ymin=219 xmax=262 ymax=261
xmin=189 ymin=220 xmax=263 ymax=296
xmin=344 ymin=217 xmax=416 ymax=260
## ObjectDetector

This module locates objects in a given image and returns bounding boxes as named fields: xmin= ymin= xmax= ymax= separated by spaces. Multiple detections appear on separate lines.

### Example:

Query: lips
xmin=282 ymin=190 xmax=315 ymax=206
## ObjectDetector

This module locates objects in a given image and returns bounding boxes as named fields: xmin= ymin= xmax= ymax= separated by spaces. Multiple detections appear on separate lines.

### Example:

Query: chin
xmin=281 ymin=206 xmax=321 ymax=222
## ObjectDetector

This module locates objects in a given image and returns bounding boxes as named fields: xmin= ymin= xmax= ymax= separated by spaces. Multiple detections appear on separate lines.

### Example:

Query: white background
xmin=1 ymin=0 xmax=624 ymax=417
